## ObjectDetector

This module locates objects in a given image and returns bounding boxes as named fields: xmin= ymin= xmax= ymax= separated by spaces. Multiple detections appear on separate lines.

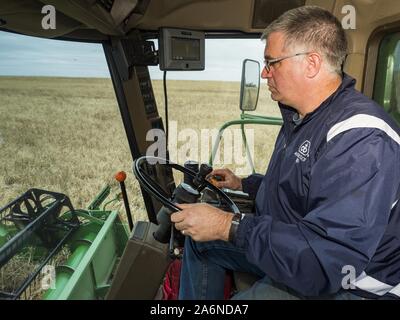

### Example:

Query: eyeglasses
xmin=263 ymin=52 xmax=310 ymax=73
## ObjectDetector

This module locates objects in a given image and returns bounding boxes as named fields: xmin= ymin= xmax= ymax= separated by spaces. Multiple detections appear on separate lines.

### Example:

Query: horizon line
xmin=0 ymin=75 xmax=241 ymax=82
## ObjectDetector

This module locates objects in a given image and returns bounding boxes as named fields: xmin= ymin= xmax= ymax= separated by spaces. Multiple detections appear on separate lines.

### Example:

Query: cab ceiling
xmin=0 ymin=0 xmax=305 ymax=41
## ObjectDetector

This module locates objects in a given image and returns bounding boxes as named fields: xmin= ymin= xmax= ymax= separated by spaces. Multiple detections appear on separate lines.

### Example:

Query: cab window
xmin=373 ymin=32 xmax=400 ymax=124
xmin=0 ymin=31 xmax=144 ymax=217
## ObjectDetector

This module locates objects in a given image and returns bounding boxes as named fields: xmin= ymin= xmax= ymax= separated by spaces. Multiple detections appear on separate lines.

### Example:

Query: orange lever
xmin=114 ymin=171 xmax=133 ymax=231
xmin=115 ymin=171 xmax=127 ymax=183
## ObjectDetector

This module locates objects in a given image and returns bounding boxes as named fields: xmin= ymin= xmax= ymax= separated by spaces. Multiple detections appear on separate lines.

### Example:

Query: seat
xmin=233 ymin=271 xmax=260 ymax=292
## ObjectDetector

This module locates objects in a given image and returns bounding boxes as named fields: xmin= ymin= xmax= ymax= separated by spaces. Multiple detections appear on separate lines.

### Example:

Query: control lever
xmin=153 ymin=162 xmax=215 ymax=259
xmin=192 ymin=163 xmax=213 ymax=191
xmin=153 ymin=182 xmax=201 ymax=244
xmin=115 ymin=171 xmax=134 ymax=231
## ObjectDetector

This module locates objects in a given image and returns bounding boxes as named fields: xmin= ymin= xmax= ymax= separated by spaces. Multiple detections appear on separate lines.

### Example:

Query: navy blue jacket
xmin=236 ymin=74 xmax=400 ymax=299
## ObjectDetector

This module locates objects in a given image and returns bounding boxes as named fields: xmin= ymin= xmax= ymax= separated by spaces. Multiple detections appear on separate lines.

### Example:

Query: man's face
xmin=261 ymin=32 xmax=304 ymax=106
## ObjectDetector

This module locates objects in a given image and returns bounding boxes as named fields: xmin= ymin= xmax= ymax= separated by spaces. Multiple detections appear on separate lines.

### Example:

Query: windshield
xmin=149 ymin=39 xmax=281 ymax=177
xmin=0 ymin=33 xmax=280 ymax=217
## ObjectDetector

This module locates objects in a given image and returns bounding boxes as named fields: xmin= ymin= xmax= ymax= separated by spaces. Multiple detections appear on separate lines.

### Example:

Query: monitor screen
xmin=159 ymin=28 xmax=205 ymax=70
xmin=171 ymin=37 xmax=200 ymax=61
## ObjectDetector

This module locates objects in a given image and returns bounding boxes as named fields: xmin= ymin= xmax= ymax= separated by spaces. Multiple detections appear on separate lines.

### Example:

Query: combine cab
xmin=0 ymin=0 xmax=400 ymax=300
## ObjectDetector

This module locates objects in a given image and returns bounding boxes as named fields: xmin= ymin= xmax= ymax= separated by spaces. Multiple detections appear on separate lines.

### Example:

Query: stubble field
xmin=0 ymin=76 xmax=281 ymax=222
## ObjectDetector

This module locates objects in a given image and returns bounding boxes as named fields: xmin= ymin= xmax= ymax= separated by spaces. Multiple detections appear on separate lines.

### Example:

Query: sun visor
xmin=0 ymin=0 xmax=149 ymax=40
xmin=252 ymin=0 xmax=306 ymax=29
xmin=0 ymin=0 xmax=83 ymax=38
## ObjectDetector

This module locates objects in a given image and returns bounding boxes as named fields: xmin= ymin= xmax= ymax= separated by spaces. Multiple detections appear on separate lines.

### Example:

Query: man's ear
xmin=305 ymin=53 xmax=322 ymax=78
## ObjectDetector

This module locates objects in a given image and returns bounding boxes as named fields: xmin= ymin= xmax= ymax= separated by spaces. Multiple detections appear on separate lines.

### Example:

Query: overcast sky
xmin=0 ymin=31 xmax=265 ymax=81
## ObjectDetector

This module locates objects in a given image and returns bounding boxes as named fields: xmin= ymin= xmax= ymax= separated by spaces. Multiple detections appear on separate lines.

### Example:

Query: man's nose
xmin=261 ymin=66 xmax=272 ymax=79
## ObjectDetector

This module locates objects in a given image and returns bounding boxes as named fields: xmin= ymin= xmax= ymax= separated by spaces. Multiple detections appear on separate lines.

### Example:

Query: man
xmin=171 ymin=6 xmax=400 ymax=299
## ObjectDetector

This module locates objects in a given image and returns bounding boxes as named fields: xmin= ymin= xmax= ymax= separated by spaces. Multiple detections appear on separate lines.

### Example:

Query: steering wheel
xmin=133 ymin=156 xmax=240 ymax=214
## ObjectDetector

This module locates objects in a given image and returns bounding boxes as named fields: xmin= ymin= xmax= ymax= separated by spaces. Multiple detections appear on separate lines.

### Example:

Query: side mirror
xmin=240 ymin=59 xmax=260 ymax=111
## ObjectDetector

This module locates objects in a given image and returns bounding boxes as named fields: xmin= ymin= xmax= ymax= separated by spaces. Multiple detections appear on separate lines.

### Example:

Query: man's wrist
xmin=237 ymin=178 xmax=243 ymax=191
xmin=228 ymin=212 xmax=245 ymax=243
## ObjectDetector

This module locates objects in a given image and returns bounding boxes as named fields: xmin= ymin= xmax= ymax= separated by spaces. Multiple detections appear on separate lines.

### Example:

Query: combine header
xmin=0 ymin=186 xmax=129 ymax=299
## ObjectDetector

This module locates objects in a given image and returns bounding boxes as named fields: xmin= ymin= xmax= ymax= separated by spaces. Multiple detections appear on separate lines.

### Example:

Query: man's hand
xmin=208 ymin=168 xmax=242 ymax=190
xmin=171 ymin=203 xmax=233 ymax=242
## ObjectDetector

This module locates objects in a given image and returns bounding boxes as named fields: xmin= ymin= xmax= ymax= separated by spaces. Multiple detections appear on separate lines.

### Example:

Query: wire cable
xmin=163 ymin=70 xmax=169 ymax=161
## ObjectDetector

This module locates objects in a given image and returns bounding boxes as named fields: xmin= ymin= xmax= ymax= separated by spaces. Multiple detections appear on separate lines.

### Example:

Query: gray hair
xmin=261 ymin=6 xmax=348 ymax=74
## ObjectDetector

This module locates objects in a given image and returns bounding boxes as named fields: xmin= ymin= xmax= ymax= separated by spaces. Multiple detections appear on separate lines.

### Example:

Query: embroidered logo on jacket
xmin=294 ymin=140 xmax=311 ymax=163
